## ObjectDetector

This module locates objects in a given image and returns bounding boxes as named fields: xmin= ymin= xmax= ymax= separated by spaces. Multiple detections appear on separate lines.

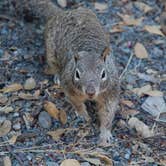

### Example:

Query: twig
xmin=119 ymin=52 xmax=134 ymax=80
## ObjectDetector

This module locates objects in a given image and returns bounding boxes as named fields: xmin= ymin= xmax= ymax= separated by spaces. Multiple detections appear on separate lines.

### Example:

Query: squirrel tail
xmin=11 ymin=0 xmax=61 ymax=21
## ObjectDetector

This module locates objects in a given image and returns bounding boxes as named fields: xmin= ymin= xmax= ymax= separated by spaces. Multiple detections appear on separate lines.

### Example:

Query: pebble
xmin=46 ymin=162 xmax=59 ymax=166
xmin=13 ymin=122 xmax=21 ymax=130
xmin=81 ymin=162 xmax=91 ymax=166
xmin=1 ymin=26 xmax=8 ymax=35
xmin=38 ymin=111 xmax=52 ymax=129
xmin=24 ymin=77 xmax=36 ymax=90
xmin=57 ymin=0 xmax=67 ymax=8
xmin=0 ymin=116 xmax=6 ymax=125
xmin=124 ymin=149 xmax=131 ymax=160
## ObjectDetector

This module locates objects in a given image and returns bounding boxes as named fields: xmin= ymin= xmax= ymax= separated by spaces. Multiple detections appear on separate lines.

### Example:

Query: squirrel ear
xmin=101 ymin=47 xmax=111 ymax=61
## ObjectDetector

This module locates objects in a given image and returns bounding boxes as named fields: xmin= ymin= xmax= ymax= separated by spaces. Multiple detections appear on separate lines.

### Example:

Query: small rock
xmin=24 ymin=77 xmax=36 ymax=90
xmin=57 ymin=0 xmax=67 ymax=8
xmin=0 ymin=116 xmax=6 ymax=125
xmin=0 ymin=49 xmax=4 ymax=57
xmin=38 ymin=111 xmax=52 ymax=129
xmin=13 ymin=122 xmax=21 ymax=130
xmin=0 ymin=94 xmax=8 ymax=104
xmin=46 ymin=161 xmax=59 ymax=166
xmin=124 ymin=149 xmax=131 ymax=160
xmin=81 ymin=162 xmax=91 ymax=166
xmin=1 ymin=26 xmax=8 ymax=35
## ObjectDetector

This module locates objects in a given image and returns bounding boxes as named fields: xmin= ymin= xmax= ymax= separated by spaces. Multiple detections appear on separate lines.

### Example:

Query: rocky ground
xmin=0 ymin=0 xmax=166 ymax=165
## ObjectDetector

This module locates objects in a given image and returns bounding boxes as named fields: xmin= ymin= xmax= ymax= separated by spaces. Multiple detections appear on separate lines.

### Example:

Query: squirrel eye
xmin=75 ymin=69 xmax=80 ymax=81
xmin=101 ymin=69 xmax=107 ymax=81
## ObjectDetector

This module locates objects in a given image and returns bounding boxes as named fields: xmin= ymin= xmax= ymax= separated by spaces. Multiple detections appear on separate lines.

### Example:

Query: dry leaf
xmin=0 ymin=120 xmax=11 ymax=137
xmin=110 ymin=24 xmax=124 ymax=33
xmin=59 ymin=110 xmax=67 ymax=125
xmin=134 ymin=2 xmax=152 ymax=13
xmin=60 ymin=159 xmax=80 ymax=166
xmin=8 ymin=135 xmax=18 ymax=144
xmin=3 ymin=156 xmax=11 ymax=166
xmin=18 ymin=92 xmax=38 ymax=100
xmin=143 ymin=90 xmax=163 ymax=97
xmin=94 ymin=2 xmax=108 ymax=12
xmin=121 ymin=100 xmax=134 ymax=107
xmin=0 ymin=83 xmax=23 ymax=93
xmin=47 ymin=129 xmax=66 ymax=141
xmin=44 ymin=101 xmax=60 ymax=120
xmin=57 ymin=0 xmax=67 ymax=8
xmin=128 ymin=117 xmax=154 ymax=138
xmin=132 ymin=85 xmax=152 ymax=96
xmin=118 ymin=14 xmax=143 ymax=26
xmin=48 ymin=128 xmax=77 ymax=141
xmin=134 ymin=42 xmax=148 ymax=59
xmin=97 ymin=154 xmax=113 ymax=165
xmin=144 ymin=25 xmax=164 ymax=36
xmin=0 ymin=106 xmax=14 ymax=113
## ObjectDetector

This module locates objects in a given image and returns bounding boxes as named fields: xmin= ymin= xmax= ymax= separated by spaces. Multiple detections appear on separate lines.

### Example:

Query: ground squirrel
xmin=13 ymin=0 xmax=120 ymax=146
xmin=160 ymin=1 xmax=166 ymax=35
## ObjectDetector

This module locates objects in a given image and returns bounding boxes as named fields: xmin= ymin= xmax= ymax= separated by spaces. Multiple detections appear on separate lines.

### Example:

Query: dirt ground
xmin=0 ymin=0 xmax=166 ymax=165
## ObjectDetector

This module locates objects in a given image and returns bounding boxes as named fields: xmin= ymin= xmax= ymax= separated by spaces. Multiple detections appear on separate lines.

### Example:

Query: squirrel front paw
xmin=98 ymin=129 xmax=113 ymax=146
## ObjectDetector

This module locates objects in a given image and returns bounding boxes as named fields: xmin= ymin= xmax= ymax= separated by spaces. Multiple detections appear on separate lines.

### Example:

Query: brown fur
xmin=14 ymin=0 xmax=120 ymax=146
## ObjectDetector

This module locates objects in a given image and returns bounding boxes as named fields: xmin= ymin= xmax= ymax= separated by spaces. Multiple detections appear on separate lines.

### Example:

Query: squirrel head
xmin=72 ymin=47 xmax=110 ymax=100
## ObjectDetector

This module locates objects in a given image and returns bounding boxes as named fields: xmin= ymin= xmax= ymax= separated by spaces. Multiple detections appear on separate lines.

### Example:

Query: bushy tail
xmin=11 ymin=0 xmax=61 ymax=21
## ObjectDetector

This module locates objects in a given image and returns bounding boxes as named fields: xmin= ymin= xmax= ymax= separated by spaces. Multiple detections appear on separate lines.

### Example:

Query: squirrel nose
xmin=85 ymin=85 xmax=96 ymax=97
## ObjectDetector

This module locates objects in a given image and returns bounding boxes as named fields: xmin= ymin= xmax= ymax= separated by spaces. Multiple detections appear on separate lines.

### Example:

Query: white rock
xmin=24 ymin=77 xmax=36 ymax=90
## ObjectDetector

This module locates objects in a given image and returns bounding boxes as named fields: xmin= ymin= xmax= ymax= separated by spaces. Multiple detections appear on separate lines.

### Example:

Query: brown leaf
xmin=97 ymin=154 xmax=113 ymax=165
xmin=134 ymin=42 xmax=148 ymax=59
xmin=120 ymin=100 xmax=134 ymax=107
xmin=0 ymin=106 xmax=14 ymax=113
xmin=144 ymin=25 xmax=165 ymax=36
xmin=44 ymin=101 xmax=60 ymax=120
xmin=0 ymin=83 xmax=23 ymax=93
xmin=18 ymin=92 xmax=38 ymax=100
xmin=132 ymin=85 xmax=152 ymax=96
xmin=47 ymin=129 xmax=65 ymax=141
xmin=134 ymin=2 xmax=153 ymax=13
xmin=59 ymin=110 xmax=67 ymax=125
xmin=143 ymin=90 xmax=163 ymax=97
xmin=60 ymin=159 xmax=80 ymax=166
xmin=118 ymin=14 xmax=143 ymax=26
xmin=0 ymin=120 xmax=11 ymax=137
xmin=8 ymin=135 xmax=18 ymax=145
xmin=110 ymin=24 xmax=124 ymax=33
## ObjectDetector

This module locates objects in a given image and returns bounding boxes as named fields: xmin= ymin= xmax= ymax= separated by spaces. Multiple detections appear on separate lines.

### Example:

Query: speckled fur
xmin=15 ymin=0 xmax=120 ymax=146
